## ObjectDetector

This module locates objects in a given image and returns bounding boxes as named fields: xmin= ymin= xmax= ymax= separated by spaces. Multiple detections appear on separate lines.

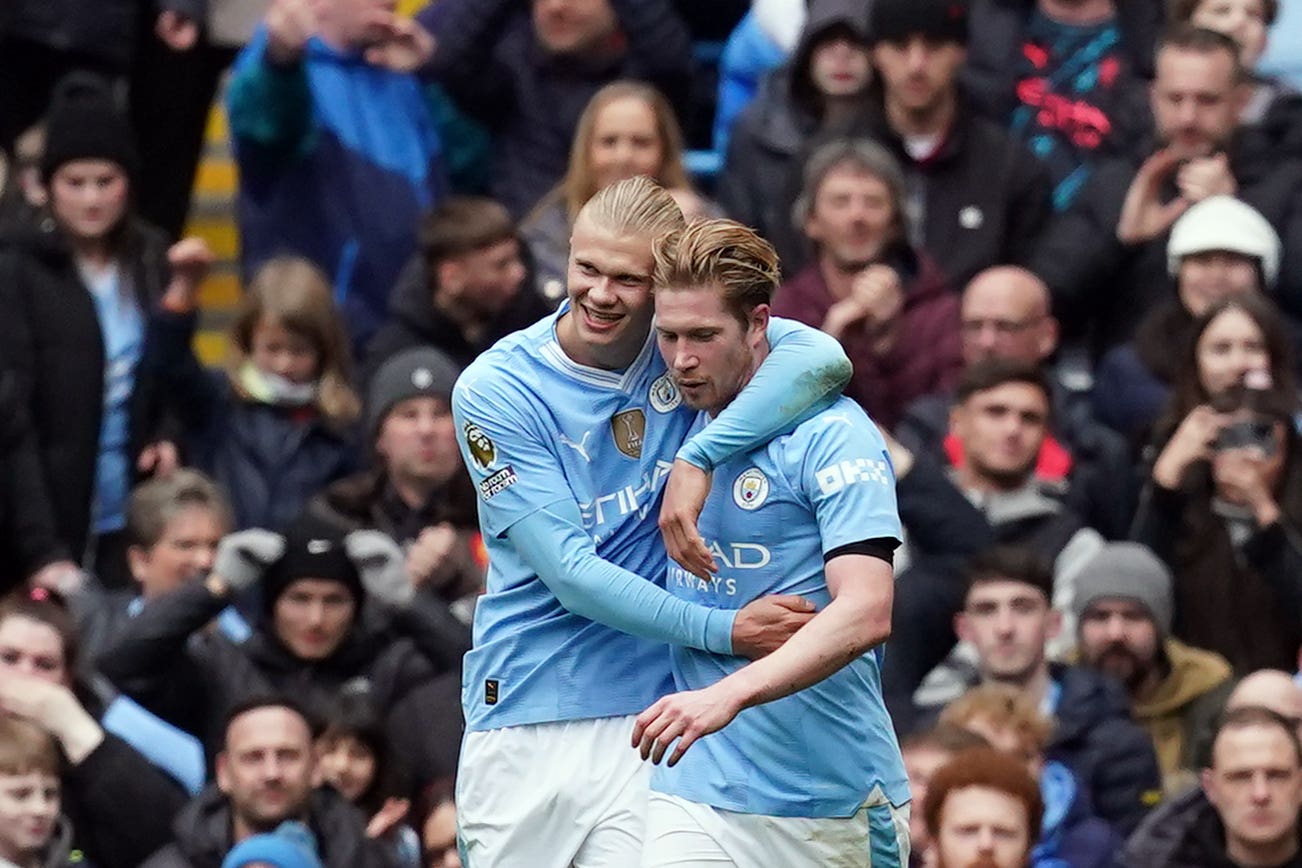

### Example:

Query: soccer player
xmin=633 ymin=219 xmax=909 ymax=866
xmin=451 ymin=178 xmax=854 ymax=867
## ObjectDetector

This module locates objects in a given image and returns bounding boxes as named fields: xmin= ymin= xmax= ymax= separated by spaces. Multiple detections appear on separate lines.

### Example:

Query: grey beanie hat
xmin=1072 ymin=542 xmax=1174 ymax=636
xmin=366 ymin=347 xmax=461 ymax=439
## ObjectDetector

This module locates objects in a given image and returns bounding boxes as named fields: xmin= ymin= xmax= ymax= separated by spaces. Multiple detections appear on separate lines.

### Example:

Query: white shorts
xmin=641 ymin=787 xmax=911 ymax=868
xmin=457 ymin=715 xmax=649 ymax=868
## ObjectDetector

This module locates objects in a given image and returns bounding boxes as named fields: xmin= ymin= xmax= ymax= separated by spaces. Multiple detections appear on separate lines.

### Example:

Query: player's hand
xmin=731 ymin=595 xmax=815 ymax=659
xmin=659 ymin=459 xmax=715 ymax=579
xmin=1117 ymin=149 xmax=1189 ymax=244
xmin=265 ymin=0 xmax=318 ymax=65
xmin=156 ymin=10 xmax=200 ymax=51
xmin=632 ymin=683 xmax=745 ymax=766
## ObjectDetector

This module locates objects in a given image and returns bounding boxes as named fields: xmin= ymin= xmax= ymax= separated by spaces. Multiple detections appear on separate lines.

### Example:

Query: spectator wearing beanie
xmin=312 ymin=348 xmax=484 ymax=616
xmin=0 ymin=77 xmax=215 ymax=590
xmin=221 ymin=821 xmax=324 ymax=868
xmin=98 ymin=513 xmax=470 ymax=796
xmin=1071 ymin=542 xmax=1233 ymax=795
xmin=1094 ymin=196 xmax=1287 ymax=444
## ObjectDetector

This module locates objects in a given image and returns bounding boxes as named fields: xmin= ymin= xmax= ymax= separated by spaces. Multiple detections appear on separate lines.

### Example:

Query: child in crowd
xmin=0 ymin=717 xmax=76 ymax=868
xmin=149 ymin=255 xmax=361 ymax=532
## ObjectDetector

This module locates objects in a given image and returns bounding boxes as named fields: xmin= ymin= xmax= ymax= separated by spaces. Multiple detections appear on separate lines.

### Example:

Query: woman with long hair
xmin=521 ymin=80 xmax=716 ymax=298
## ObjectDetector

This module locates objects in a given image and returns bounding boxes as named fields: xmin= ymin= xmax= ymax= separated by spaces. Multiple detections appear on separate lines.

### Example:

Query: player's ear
xmin=749 ymin=304 xmax=770 ymax=346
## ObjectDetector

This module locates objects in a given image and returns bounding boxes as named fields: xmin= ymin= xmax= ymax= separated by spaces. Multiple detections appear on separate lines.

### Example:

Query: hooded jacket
xmin=716 ymin=0 xmax=872 ymax=267
xmin=0 ymin=217 xmax=175 ymax=562
xmin=362 ymin=253 xmax=554 ymax=381
xmin=141 ymin=786 xmax=395 ymax=868
xmin=1130 ymin=639 xmax=1233 ymax=796
xmin=1035 ymin=760 xmax=1122 ymax=868
xmin=772 ymin=246 xmax=961 ymax=430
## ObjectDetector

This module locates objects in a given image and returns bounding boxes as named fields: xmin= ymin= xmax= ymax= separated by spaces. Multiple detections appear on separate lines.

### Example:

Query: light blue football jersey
xmin=451 ymin=303 xmax=833 ymax=732
xmin=651 ymin=396 xmax=910 ymax=818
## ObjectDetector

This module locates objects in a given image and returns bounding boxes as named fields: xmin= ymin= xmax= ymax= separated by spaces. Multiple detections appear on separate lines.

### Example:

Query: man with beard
xmin=947 ymin=546 xmax=1161 ymax=835
xmin=141 ymin=698 xmax=390 ymax=867
xmin=1033 ymin=24 xmax=1302 ymax=353
xmin=1074 ymin=542 xmax=1234 ymax=795
xmin=923 ymin=746 xmax=1043 ymax=868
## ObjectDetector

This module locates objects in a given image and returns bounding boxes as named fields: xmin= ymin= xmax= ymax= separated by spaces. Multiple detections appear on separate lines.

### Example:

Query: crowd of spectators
xmin=1 ymin=0 xmax=1302 ymax=865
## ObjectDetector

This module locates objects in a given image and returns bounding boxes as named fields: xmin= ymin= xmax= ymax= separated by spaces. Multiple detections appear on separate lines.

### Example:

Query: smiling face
xmin=654 ymin=285 xmax=767 ymax=416
xmin=129 ymin=504 xmax=227 ymax=599
xmin=588 ymin=96 xmax=666 ymax=192
xmin=558 ymin=212 xmax=658 ymax=370
xmin=804 ymin=163 xmax=897 ymax=271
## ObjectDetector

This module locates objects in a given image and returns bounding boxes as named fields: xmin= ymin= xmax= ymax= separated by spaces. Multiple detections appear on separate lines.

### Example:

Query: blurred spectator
xmin=0 ymin=717 xmax=74 ymax=868
xmin=312 ymin=349 xmax=483 ymax=620
xmin=941 ymin=684 xmax=1122 ymax=867
xmin=901 ymin=724 xmax=991 ymax=865
xmin=0 ymin=80 xmax=212 ymax=590
xmin=221 ymin=820 xmax=324 ymax=868
xmin=366 ymin=198 xmax=545 ymax=378
xmin=227 ymin=0 xmax=445 ymax=347
xmin=712 ymin=0 xmax=805 ymax=154
xmin=899 ymin=266 xmax=1136 ymax=538
xmin=0 ymin=0 xmax=138 ymax=156
xmin=1072 ymin=542 xmax=1233 ymax=795
xmin=935 ymin=546 xmax=1163 ymax=834
xmin=521 ymin=81 xmax=717 ymax=297
xmin=717 ymin=0 xmax=875 ymax=265
xmin=1227 ymin=669 xmax=1302 ymax=728
xmin=129 ymin=0 xmax=272 ymax=239
xmin=141 ymin=698 xmax=391 ymax=867
xmin=418 ymin=787 xmax=460 ymax=868
xmin=1171 ymin=0 xmax=1302 ymax=151
xmin=97 ymin=518 xmax=469 ymax=793
xmin=1136 ymin=295 xmax=1302 ymax=673
xmin=0 ymin=594 xmax=189 ymax=868
xmin=773 ymin=138 xmax=961 ymax=430
xmin=963 ymin=0 xmax=1155 ymax=212
xmin=1094 ymin=195 xmax=1284 ymax=445
xmin=1124 ymin=706 xmax=1302 ymax=868
xmin=1033 ymin=26 xmax=1302 ymax=352
xmin=420 ymin=0 xmax=693 ymax=219
xmin=314 ymin=693 xmax=420 ymax=867
xmin=922 ymin=745 xmax=1044 ymax=868
xmin=146 ymin=256 xmax=360 ymax=532
xmin=69 ymin=470 xmax=245 ymax=666
xmin=848 ymin=0 xmax=1052 ymax=292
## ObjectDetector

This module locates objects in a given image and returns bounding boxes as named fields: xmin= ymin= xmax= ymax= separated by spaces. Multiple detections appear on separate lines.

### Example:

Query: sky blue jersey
xmin=451 ymin=303 xmax=850 ymax=732
xmin=652 ymin=397 xmax=910 ymax=818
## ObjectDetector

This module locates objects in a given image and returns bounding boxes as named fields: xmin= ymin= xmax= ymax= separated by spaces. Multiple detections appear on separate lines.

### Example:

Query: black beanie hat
xmin=870 ymin=0 xmax=969 ymax=45
xmin=40 ymin=75 xmax=140 ymax=183
xmin=262 ymin=514 xmax=364 ymax=614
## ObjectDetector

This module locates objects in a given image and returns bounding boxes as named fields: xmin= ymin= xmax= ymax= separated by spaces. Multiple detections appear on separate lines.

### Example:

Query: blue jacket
xmin=227 ymin=29 xmax=446 ymax=347
xmin=1036 ymin=760 xmax=1124 ymax=868
xmin=713 ymin=11 xmax=787 ymax=154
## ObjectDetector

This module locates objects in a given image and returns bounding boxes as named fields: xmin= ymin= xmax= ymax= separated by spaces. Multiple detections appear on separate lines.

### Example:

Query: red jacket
xmin=773 ymin=254 xmax=962 ymax=430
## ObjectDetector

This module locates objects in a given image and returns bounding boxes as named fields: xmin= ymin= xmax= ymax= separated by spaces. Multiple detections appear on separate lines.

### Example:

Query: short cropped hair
xmin=126 ymin=469 xmax=233 ymax=548
xmin=223 ymin=694 xmax=317 ymax=748
xmin=1210 ymin=705 xmax=1302 ymax=768
xmin=1157 ymin=23 xmax=1247 ymax=82
xmin=579 ymin=175 xmax=686 ymax=242
xmin=419 ymin=197 xmax=517 ymax=271
xmin=652 ymin=219 xmax=781 ymax=327
xmin=0 ymin=717 xmax=60 ymax=777
xmin=923 ymin=747 xmax=1044 ymax=846
xmin=966 ymin=546 xmax=1055 ymax=604
xmin=941 ymin=684 xmax=1055 ymax=753
xmin=954 ymin=357 xmax=1052 ymax=407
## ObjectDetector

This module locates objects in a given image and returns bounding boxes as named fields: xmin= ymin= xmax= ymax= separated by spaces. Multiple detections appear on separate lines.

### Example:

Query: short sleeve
xmin=794 ymin=411 xmax=903 ymax=556
xmin=452 ymin=372 xmax=575 ymax=538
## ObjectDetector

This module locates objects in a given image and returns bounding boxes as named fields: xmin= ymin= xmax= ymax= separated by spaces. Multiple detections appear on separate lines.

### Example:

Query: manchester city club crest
xmin=732 ymin=468 xmax=769 ymax=510
xmin=649 ymin=373 xmax=682 ymax=413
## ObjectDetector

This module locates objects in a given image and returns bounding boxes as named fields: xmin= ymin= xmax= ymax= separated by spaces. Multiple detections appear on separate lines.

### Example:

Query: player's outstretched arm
xmin=508 ymin=501 xmax=813 ymax=657
xmin=632 ymin=553 xmax=892 ymax=766
xmin=666 ymin=319 xmax=850 ymax=577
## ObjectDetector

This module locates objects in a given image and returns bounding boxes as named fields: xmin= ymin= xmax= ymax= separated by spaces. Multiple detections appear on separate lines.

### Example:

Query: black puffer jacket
xmin=1120 ymin=784 xmax=1258 ymax=868
xmin=0 ymin=369 xmax=64 ymax=591
xmin=0 ymin=218 xmax=175 ymax=560
xmin=141 ymin=785 xmax=396 ymax=868
xmin=1049 ymin=662 xmax=1163 ymax=837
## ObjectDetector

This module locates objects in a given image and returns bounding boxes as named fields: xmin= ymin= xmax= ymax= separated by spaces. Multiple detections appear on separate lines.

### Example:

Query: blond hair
xmin=227 ymin=256 xmax=361 ymax=428
xmin=652 ymin=219 xmax=780 ymax=326
xmin=0 ymin=717 xmax=60 ymax=778
xmin=940 ymin=684 xmax=1055 ymax=753
xmin=579 ymin=175 xmax=686 ymax=243
xmin=555 ymin=81 xmax=692 ymax=223
xmin=126 ymin=468 xmax=232 ymax=548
